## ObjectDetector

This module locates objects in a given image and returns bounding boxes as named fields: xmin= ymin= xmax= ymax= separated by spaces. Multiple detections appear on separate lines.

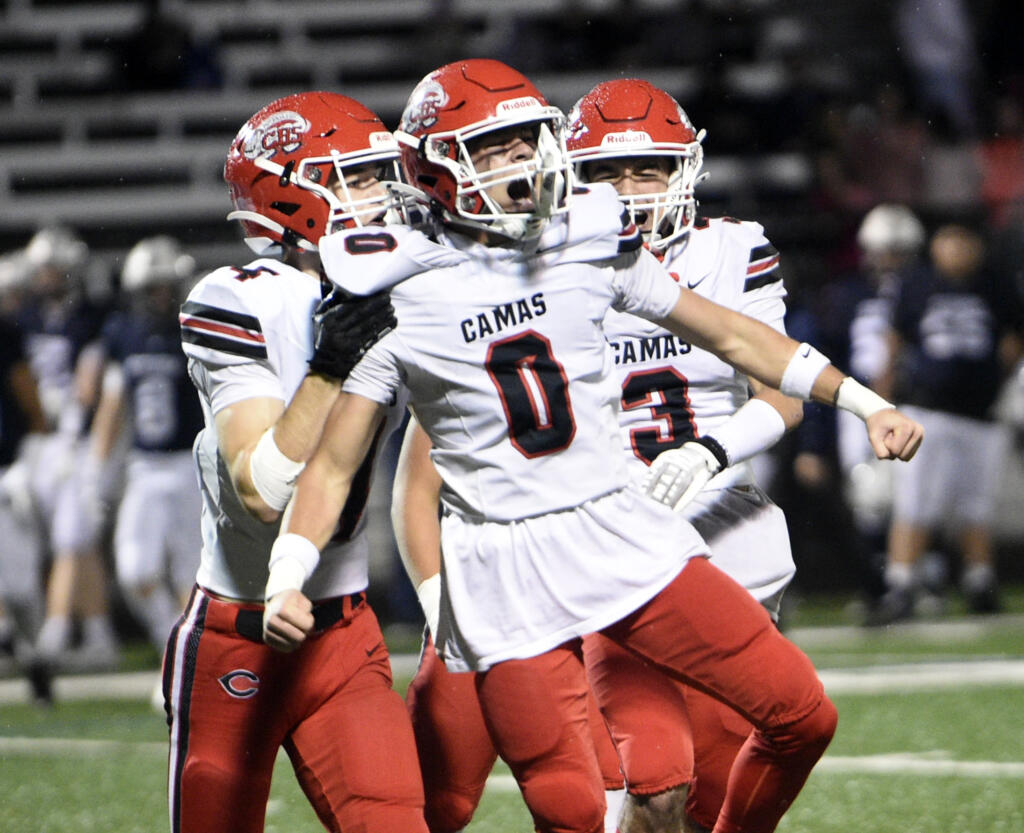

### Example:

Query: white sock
xmin=885 ymin=562 xmax=914 ymax=590
xmin=36 ymin=615 xmax=72 ymax=658
xmin=961 ymin=563 xmax=995 ymax=593
xmin=81 ymin=615 xmax=118 ymax=649
xmin=604 ymin=788 xmax=626 ymax=833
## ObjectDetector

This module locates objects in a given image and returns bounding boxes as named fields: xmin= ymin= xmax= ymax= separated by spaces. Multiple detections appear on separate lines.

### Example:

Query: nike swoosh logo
xmin=799 ymin=344 xmax=811 ymax=357
xmin=365 ymin=641 xmax=384 ymax=658
xmin=686 ymin=275 xmax=708 ymax=289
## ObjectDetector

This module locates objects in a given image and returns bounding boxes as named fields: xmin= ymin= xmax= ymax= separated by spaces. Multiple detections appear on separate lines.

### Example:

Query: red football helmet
xmin=224 ymin=91 xmax=407 ymax=254
xmin=395 ymin=59 xmax=570 ymax=240
xmin=566 ymin=79 xmax=705 ymax=251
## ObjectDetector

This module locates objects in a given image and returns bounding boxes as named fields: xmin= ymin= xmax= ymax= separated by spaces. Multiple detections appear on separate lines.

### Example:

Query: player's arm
xmin=657 ymin=288 xmax=923 ymax=461
xmin=8 ymin=359 xmax=48 ymax=434
xmin=217 ymin=288 xmax=397 ymax=524
xmin=78 ymin=362 xmax=129 ymax=522
xmin=215 ymin=374 xmax=340 ymax=523
xmin=263 ymin=391 xmax=386 ymax=651
xmin=391 ymin=415 xmax=443 ymax=638
xmin=641 ymin=373 xmax=806 ymax=511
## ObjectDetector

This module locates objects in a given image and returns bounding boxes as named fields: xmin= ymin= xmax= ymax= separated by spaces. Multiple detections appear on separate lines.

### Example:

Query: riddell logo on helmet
xmin=601 ymin=131 xmax=653 ymax=148
xmin=369 ymin=131 xmax=399 ymax=149
xmin=496 ymin=97 xmax=542 ymax=115
xmin=242 ymin=111 xmax=311 ymax=159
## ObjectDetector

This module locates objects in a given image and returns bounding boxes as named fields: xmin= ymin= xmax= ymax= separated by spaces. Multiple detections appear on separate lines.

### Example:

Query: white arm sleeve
xmin=707 ymin=397 xmax=789 ymax=466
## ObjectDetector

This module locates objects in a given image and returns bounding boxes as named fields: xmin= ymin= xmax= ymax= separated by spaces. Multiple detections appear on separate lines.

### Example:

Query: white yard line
xmin=2 ymin=736 xmax=1021 ymax=781
xmin=2 ymin=656 xmax=1024 ymax=705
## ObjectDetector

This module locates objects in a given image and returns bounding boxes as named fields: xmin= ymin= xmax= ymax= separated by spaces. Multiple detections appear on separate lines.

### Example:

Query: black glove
xmin=308 ymin=287 xmax=397 ymax=381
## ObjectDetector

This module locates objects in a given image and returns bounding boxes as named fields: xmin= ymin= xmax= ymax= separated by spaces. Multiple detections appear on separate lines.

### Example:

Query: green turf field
xmin=2 ymin=593 xmax=1023 ymax=833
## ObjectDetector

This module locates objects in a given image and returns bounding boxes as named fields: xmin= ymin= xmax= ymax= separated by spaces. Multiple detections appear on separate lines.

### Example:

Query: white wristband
xmin=834 ymin=377 xmax=893 ymax=420
xmin=707 ymin=397 xmax=788 ymax=467
xmin=779 ymin=343 xmax=831 ymax=400
xmin=416 ymin=573 xmax=442 ymax=639
xmin=265 ymin=533 xmax=321 ymax=600
xmin=249 ymin=427 xmax=305 ymax=512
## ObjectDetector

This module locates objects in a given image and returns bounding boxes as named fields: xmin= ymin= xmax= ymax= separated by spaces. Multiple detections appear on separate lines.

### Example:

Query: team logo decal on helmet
xmin=240 ymin=110 xmax=311 ymax=160
xmin=395 ymin=59 xmax=571 ymax=241
xmin=224 ymin=91 xmax=416 ymax=255
xmin=401 ymin=80 xmax=448 ymax=135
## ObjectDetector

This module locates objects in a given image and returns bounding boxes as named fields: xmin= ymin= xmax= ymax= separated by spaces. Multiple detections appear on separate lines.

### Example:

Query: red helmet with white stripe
xmin=224 ymin=91 xmax=406 ymax=255
xmin=566 ymin=79 xmax=705 ymax=252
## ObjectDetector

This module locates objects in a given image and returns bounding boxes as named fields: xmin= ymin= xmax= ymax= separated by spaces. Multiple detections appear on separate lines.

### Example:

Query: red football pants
xmin=407 ymin=636 xmax=622 ymax=833
xmin=584 ymin=633 xmax=757 ymax=828
xmin=596 ymin=557 xmax=836 ymax=833
xmin=478 ymin=558 xmax=836 ymax=833
xmin=164 ymin=587 xmax=427 ymax=833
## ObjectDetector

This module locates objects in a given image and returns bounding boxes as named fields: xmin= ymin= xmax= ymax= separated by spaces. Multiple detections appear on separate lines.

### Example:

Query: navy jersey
xmin=892 ymin=266 xmax=1023 ymax=420
xmin=0 ymin=317 xmax=30 ymax=466
xmin=16 ymin=297 xmax=105 ymax=430
xmin=103 ymin=310 xmax=204 ymax=452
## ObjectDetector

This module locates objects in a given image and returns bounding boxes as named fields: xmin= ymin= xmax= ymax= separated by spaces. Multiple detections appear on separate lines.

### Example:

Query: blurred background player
xmin=167 ymin=91 xmax=426 ymax=833
xmin=14 ymin=225 xmax=121 ymax=671
xmin=816 ymin=203 xmax=927 ymax=612
xmin=564 ymin=77 xmax=806 ymax=833
xmin=0 ymin=255 xmax=52 ymax=701
xmin=85 ymin=236 xmax=203 ymax=668
xmin=869 ymin=222 xmax=1024 ymax=625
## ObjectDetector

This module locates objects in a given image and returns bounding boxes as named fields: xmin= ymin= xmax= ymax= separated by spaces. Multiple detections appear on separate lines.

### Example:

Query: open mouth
xmin=506 ymin=179 xmax=532 ymax=202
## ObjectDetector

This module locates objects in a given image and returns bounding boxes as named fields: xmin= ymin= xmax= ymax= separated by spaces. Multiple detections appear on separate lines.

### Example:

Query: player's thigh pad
xmin=602 ymin=557 xmax=825 ymax=730
xmin=287 ymin=606 xmax=426 ymax=832
xmin=407 ymin=637 xmax=496 ymax=831
xmin=476 ymin=642 xmax=605 ymax=833
xmin=583 ymin=632 xmax=691 ymax=795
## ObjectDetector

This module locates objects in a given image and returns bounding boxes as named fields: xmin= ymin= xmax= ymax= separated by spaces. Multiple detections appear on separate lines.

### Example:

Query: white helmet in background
xmin=121 ymin=236 xmax=195 ymax=291
xmin=856 ymin=203 xmax=925 ymax=255
xmin=24 ymin=224 xmax=89 ymax=273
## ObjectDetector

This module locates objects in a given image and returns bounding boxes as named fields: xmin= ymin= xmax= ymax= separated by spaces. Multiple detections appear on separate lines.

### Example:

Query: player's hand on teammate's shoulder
xmin=865 ymin=408 xmax=924 ymax=462
xmin=308 ymin=287 xmax=397 ymax=381
xmin=263 ymin=589 xmax=315 ymax=652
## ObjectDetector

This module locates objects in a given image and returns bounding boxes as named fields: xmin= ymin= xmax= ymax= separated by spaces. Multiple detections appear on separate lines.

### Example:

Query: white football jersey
xmin=343 ymin=194 xmax=682 ymax=521
xmin=332 ymin=188 xmax=709 ymax=669
xmin=604 ymin=217 xmax=788 ymax=488
xmin=180 ymin=258 xmax=406 ymax=601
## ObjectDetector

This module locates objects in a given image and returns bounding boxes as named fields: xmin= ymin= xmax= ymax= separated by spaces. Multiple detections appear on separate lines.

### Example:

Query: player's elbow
xmin=246 ymin=495 xmax=284 ymax=525
xmin=232 ymin=483 xmax=285 ymax=524
xmin=781 ymin=398 xmax=805 ymax=432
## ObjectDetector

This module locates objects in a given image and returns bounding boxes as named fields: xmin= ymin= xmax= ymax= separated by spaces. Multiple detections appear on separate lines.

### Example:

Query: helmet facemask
xmin=400 ymin=116 xmax=570 ymax=243
xmin=228 ymin=150 xmax=409 ymax=255
xmin=572 ymin=140 xmax=705 ymax=254
xmin=565 ymin=78 xmax=707 ymax=253
xmin=225 ymin=93 xmax=418 ymax=257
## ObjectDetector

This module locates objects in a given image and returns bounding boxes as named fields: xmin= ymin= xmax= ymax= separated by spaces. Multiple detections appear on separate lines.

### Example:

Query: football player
xmin=871 ymin=223 xmax=1024 ymax=625
xmin=392 ymin=78 xmax=806 ymax=833
xmin=267 ymin=60 xmax=922 ymax=833
xmin=16 ymin=224 xmax=121 ymax=671
xmin=165 ymin=92 xmax=427 ymax=833
xmin=566 ymin=78 xmax=805 ymax=833
xmin=0 ymin=293 xmax=53 ymax=702
xmin=85 ymin=236 xmax=203 ymax=665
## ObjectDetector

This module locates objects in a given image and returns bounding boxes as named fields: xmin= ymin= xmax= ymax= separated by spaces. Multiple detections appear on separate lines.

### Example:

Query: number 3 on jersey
xmin=621 ymin=367 xmax=698 ymax=464
xmin=486 ymin=330 xmax=576 ymax=458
